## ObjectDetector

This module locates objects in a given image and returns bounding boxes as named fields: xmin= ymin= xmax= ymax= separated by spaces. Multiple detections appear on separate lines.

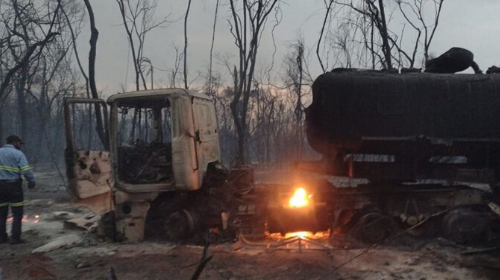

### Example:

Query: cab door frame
xmin=63 ymin=97 xmax=114 ymax=214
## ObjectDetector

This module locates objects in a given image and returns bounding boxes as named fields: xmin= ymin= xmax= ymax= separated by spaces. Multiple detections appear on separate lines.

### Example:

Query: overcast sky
xmin=81 ymin=0 xmax=500 ymax=96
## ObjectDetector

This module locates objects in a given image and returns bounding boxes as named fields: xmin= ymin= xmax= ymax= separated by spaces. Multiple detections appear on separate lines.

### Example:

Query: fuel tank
xmin=306 ymin=70 xmax=500 ymax=155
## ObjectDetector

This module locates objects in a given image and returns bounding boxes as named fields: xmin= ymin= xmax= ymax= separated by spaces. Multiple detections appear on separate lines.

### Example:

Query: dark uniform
xmin=0 ymin=135 xmax=35 ymax=244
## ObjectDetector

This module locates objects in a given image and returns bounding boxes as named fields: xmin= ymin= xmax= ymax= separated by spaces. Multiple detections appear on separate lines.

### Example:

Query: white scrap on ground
xmin=32 ymin=234 xmax=83 ymax=253
xmin=64 ymin=213 xmax=100 ymax=231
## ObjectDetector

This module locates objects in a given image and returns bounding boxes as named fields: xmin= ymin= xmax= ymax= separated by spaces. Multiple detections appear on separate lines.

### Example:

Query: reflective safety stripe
xmin=20 ymin=165 xmax=31 ymax=171
xmin=0 ymin=166 xmax=20 ymax=172
xmin=0 ymin=165 xmax=31 ymax=172
xmin=0 ymin=202 xmax=25 ymax=207
xmin=9 ymin=201 xmax=24 ymax=207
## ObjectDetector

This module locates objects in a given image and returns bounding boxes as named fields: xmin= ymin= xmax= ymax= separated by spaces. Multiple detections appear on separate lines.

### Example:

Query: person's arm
xmin=18 ymin=153 xmax=35 ymax=184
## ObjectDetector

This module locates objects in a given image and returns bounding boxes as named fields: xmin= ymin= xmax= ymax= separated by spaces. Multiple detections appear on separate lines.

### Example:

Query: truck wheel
xmin=145 ymin=194 xmax=185 ymax=241
xmin=165 ymin=209 xmax=198 ymax=241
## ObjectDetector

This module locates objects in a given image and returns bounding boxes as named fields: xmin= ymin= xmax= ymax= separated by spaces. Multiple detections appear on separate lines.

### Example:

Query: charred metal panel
xmin=71 ymin=151 xmax=112 ymax=199
xmin=171 ymin=96 xmax=201 ymax=191
xmin=63 ymin=98 xmax=113 ymax=215
xmin=267 ymin=202 xmax=329 ymax=234
xmin=192 ymin=97 xmax=222 ymax=185
xmin=307 ymin=71 xmax=500 ymax=183
xmin=307 ymin=71 xmax=500 ymax=154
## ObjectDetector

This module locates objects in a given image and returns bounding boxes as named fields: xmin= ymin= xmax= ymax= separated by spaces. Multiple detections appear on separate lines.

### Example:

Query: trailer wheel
xmin=441 ymin=208 xmax=492 ymax=245
xmin=355 ymin=212 xmax=394 ymax=244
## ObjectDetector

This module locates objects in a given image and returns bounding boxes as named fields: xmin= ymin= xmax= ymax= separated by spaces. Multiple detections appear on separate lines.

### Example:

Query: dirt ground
xmin=1 ymin=169 xmax=499 ymax=280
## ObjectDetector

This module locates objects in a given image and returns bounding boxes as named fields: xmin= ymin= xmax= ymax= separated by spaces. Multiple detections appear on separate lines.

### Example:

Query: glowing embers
xmin=267 ymin=187 xmax=329 ymax=235
xmin=282 ymin=231 xmax=329 ymax=239
xmin=7 ymin=214 xmax=40 ymax=224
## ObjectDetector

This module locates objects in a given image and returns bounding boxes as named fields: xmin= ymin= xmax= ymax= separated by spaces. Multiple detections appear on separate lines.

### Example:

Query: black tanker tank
xmin=306 ymin=70 xmax=500 ymax=156
xmin=300 ymin=70 xmax=500 ymax=244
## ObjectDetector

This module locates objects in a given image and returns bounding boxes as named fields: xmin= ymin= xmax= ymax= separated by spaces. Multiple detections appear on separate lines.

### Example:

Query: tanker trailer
xmin=301 ymin=70 xmax=500 ymax=244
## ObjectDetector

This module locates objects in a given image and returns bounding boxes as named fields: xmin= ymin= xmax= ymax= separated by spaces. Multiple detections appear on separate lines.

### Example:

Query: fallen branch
xmin=191 ymin=231 xmax=213 ymax=280
xmin=108 ymin=266 xmax=117 ymax=280
xmin=190 ymin=255 xmax=214 ymax=280
xmin=461 ymin=246 xmax=500 ymax=256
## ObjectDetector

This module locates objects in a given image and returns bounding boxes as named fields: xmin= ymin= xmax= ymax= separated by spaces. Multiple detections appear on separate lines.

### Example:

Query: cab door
xmin=63 ymin=98 xmax=114 ymax=215
xmin=192 ymin=97 xmax=221 ymax=175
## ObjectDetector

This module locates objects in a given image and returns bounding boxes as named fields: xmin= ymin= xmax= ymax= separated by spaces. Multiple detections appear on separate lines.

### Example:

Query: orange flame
xmin=285 ymin=231 xmax=311 ymax=238
xmin=289 ymin=187 xmax=309 ymax=208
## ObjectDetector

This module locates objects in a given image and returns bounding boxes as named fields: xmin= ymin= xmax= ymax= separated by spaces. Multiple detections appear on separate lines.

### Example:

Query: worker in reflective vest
xmin=0 ymin=135 xmax=36 ymax=245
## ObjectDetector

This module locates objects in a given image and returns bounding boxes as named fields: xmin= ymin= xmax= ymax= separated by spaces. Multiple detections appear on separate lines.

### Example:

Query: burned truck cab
xmin=64 ymin=89 xmax=223 ymax=242
xmin=108 ymin=89 xmax=221 ymax=193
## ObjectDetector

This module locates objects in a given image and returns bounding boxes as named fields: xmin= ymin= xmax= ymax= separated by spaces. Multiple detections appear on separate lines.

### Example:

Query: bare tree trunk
xmin=208 ymin=0 xmax=220 ymax=94
xmin=83 ymin=0 xmax=108 ymax=149
xmin=62 ymin=6 xmax=90 ymax=98
xmin=183 ymin=0 xmax=192 ymax=89
xmin=370 ymin=20 xmax=376 ymax=69
xmin=228 ymin=0 xmax=280 ymax=165
xmin=0 ymin=36 xmax=59 ymax=102
xmin=116 ymin=0 xmax=170 ymax=91
xmin=62 ymin=3 xmax=94 ymax=147
xmin=295 ymin=43 xmax=304 ymax=159
xmin=377 ymin=0 xmax=392 ymax=70
xmin=0 ymin=98 xmax=3 ymax=142
xmin=116 ymin=0 xmax=140 ymax=90
xmin=16 ymin=65 xmax=29 ymax=139
xmin=317 ymin=0 xmax=334 ymax=73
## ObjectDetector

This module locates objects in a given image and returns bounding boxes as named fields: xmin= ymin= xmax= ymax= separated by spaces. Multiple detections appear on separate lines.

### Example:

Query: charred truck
xmin=64 ymin=90 xmax=230 ymax=242
xmin=302 ymin=70 xmax=500 ymax=243
xmin=64 ymin=71 xmax=500 ymax=244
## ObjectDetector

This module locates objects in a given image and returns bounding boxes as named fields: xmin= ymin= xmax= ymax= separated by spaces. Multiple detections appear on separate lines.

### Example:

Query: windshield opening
xmin=116 ymin=98 xmax=173 ymax=184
